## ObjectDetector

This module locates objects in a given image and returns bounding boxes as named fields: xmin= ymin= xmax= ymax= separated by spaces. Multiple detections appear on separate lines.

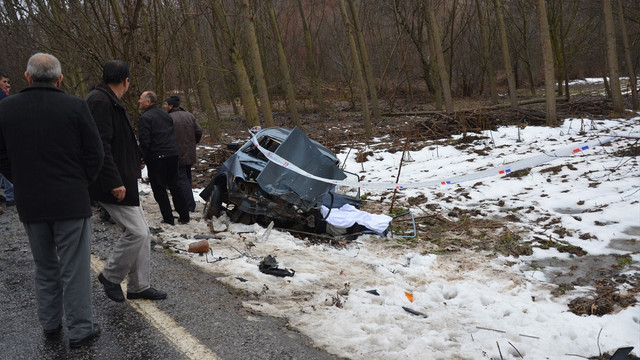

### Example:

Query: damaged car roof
xmin=200 ymin=127 xmax=360 ymax=228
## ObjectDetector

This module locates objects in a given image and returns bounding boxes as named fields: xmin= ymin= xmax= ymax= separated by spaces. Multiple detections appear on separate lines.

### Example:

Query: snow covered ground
xmin=142 ymin=116 xmax=639 ymax=359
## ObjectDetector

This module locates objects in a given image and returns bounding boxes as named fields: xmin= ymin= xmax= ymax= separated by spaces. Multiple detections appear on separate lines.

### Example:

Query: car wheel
xmin=204 ymin=184 xmax=224 ymax=220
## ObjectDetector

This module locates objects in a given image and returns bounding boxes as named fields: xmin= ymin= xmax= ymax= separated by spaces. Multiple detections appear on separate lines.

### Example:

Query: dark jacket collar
xmin=93 ymin=82 xmax=122 ymax=102
xmin=143 ymin=105 xmax=160 ymax=113
xmin=20 ymin=82 xmax=63 ymax=94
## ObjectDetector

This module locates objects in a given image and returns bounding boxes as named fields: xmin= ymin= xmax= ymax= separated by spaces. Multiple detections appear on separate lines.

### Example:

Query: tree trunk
xmin=241 ymin=0 xmax=274 ymax=127
xmin=347 ymin=0 xmax=381 ymax=121
xmin=493 ymin=0 xmax=518 ymax=110
xmin=536 ymin=0 xmax=557 ymax=126
xmin=267 ymin=0 xmax=300 ymax=126
xmin=180 ymin=0 xmax=220 ymax=140
xmin=211 ymin=0 xmax=260 ymax=128
xmin=475 ymin=0 xmax=498 ymax=104
xmin=339 ymin=0 xmax=372 ymax=137
xmin=392 ymin=0 xmax=437 ymax=96
xmin=427 ymin=19 xmax=444 ymax=111
xmin=425 ymin=0 xmax=453 ymax=114
xmin=602 ymin=0 xmax=624 ymax=114
xmin=560 ymin=9 xmax=570 ymax=101
xmin=296 ymin=0 xmax=326 ymax=116
xmin=616 ymin=0 xmax=638 ymax=110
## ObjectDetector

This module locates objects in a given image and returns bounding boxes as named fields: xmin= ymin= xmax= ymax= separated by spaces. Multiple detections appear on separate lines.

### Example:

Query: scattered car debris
xmin=258 ymin=255 xmax=295 ymax=277
xmin=256 ymin=221 xmax=274 ymax=243
xmin=187 ymin=240 xmax=226 ymax=263
xmin=402 ymin=306 xmax=428 ymax=318
xmin=610 ymin=346 xmax=634 ymax=360
xmin=188 ymin=240 xmax=210 ymax=254
xmin=193 ymin=234 xmax=214 ymax=240
xmin=337 ymin=283 xmax=350 ymax=296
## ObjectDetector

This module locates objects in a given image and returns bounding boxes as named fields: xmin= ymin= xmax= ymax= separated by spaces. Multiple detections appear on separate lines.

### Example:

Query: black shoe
xmin=161 ymin=219 xmax=175 ymax=226
xmin=69 ymin=324 xmax=101 ymax=348
xmin=178 ymin=218 xmax=190 ymax=224
xmin=127 ymin=287 xmax=167 ymax=300
xmin=43 ymin=324 xmax=62 ymax=341
xmin=5 ymin=200 xmax=14 ymax=207
xmin=98 ymin=273 xmax=125 ymax=302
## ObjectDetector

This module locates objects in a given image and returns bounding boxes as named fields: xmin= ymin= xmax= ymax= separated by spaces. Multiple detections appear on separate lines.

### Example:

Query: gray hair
xmin=145 ymin=91 xmax=158 ymax=105
xmin=26 ymin=53 xmax=61 ymax=83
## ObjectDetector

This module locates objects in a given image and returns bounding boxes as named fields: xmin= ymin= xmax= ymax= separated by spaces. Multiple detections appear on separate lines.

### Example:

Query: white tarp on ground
xmin=321 ymin=204 xmax=392 ymax=233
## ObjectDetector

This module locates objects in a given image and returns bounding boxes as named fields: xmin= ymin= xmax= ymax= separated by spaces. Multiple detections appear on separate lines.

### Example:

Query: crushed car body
xmin=200 ymin=127 xmax=363 ymax=233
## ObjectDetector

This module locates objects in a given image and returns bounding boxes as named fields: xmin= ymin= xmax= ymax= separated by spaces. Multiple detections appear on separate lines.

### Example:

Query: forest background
xmin=0 ymin=0 xmax=638 ymax=139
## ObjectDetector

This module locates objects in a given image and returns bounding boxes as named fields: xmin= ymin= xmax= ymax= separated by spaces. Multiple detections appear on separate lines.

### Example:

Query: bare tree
xmin=602 ymin=0 xmax=624 ymax=114
xmin=339 ymin=0 xmax=372 ymax=137
xmin=536 ymin=0 xmax=557 ymax=126
xmin=296 ymin=0 xmax=326 ymax=115
xmin=617 ymin=0 xmax=639 ymax=110
xmin=509 ymin=0 xmax=537 ymax=97
xmin=475 ymin=0 xmax=498 ymax=104
xmin=347 ymin=0 xmax=381 ymax=121
xmin=267 ymin=0 xmax=300 ymax=126
xmin=425 ymin=0 xmax=453 ymax=113
xmin=211 ymin=0 xmax=260 ymax=127
xmin=493 ymin=0 xmax=518 ymax=109
xmin=179 ymin=0 xmax=221 ymax=139
xmin=391 ymin=0 xmax=439 ymax=105
xmin=241 ymin=0 xmax=274 ymax=127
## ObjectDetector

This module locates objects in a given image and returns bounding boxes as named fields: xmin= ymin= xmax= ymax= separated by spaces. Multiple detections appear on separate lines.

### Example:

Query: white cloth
xmin=320 ymin=204 xmax=392 ymax=233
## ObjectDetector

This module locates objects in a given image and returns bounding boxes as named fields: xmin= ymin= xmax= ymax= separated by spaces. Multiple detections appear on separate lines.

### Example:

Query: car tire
xmin=205 ymin=184 xmax=224 ymax=220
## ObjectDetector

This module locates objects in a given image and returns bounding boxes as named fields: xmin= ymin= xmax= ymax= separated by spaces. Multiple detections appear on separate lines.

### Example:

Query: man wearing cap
xmin=138 ymin=91 xmax=190 ymax=224
xmin=163 ymin=95 xmax=202 ymax=212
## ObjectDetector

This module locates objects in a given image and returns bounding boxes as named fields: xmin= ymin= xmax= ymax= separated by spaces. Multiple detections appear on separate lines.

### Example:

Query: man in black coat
xmin=0 ymin=53 xmax=103 ymax=348
xmin=138 ymin=91 xmax=190 ymax=225
xmin=86 ymin=61 xmax=167 ymax=303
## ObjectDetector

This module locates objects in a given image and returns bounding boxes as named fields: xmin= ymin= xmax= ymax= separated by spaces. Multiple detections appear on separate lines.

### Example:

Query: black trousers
xmin=147 ymin=156 xmax=189 ymax=224
xmin=176 ymin=165 xmax=196 ymax=212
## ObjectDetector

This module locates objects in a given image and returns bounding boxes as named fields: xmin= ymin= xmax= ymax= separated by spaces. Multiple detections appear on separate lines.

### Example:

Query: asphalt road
xmin=0 ymin=205 xmax=340 ymax=360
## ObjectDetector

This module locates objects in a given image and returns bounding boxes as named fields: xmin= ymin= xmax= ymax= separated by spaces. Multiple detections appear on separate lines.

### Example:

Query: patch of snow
xmin=147 ymin=116 xmax=639 ymax=359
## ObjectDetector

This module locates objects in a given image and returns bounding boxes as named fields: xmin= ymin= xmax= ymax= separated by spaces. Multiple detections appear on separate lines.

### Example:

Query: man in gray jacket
xmin=163 ymin=95 xmax=202 ymax=212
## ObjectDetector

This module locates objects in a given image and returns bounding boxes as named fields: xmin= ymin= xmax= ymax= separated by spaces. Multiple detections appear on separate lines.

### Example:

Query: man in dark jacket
xmin=86 ymin=61 xmax=166 ymax=303
xmin=0 ymin=53 xmax=103 ymax=348
xmin=138 ymin=91 xmax=189 ymax=225
xmin=163 ymin=95 xmax=203 ymax=212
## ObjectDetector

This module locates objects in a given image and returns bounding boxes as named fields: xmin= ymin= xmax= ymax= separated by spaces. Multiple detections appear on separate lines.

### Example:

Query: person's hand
xmin=111 ymin=186 xmax=126 ymax=202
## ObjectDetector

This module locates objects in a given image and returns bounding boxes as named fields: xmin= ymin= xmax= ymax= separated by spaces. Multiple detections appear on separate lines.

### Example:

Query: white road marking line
xmin=91 ymin=254 xmax=220 ymax=360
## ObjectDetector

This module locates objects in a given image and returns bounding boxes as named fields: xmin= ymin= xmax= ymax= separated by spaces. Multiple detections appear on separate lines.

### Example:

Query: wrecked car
xmin=200 ymin=127 xmax=362 ymax=233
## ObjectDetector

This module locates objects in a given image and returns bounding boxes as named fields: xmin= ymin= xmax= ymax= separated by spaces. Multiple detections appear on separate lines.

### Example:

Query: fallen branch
xmin=475 ymin=326 xmax=540 ymax=339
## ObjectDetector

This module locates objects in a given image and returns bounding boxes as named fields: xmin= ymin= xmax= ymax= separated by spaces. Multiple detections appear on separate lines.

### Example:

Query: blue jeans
xmin=0 ymin=173 xmax=14 ymax=201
